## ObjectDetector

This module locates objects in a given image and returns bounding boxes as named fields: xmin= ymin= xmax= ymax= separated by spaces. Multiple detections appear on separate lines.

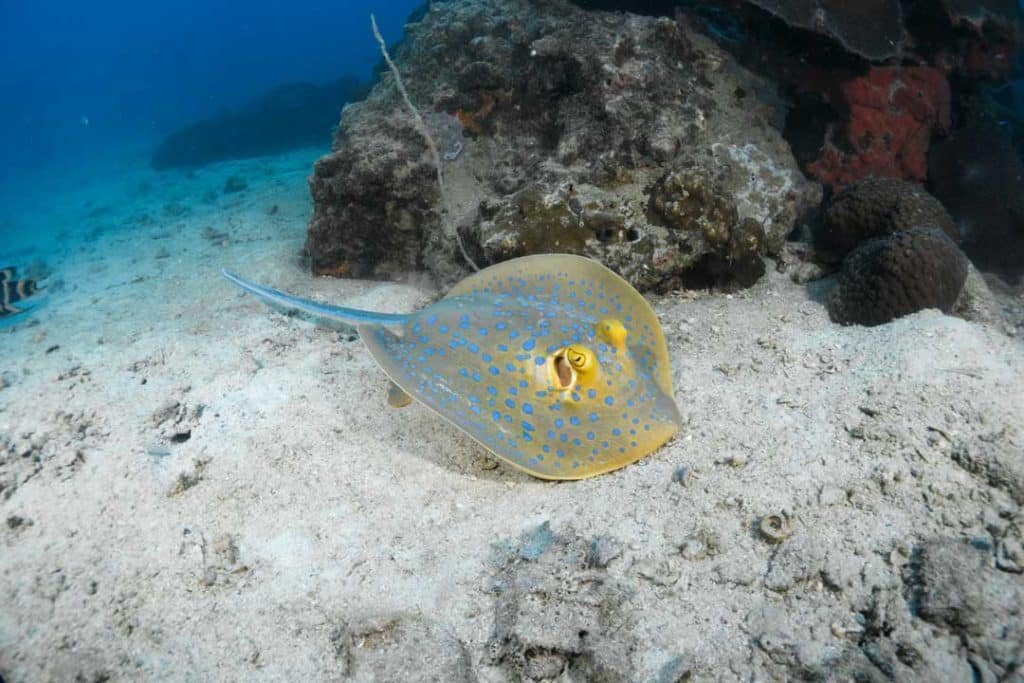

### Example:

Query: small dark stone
xmin=6 ymin=515 xmax=30 ymax=530
xmin=223 ymin=176 xmax=248 ymax=194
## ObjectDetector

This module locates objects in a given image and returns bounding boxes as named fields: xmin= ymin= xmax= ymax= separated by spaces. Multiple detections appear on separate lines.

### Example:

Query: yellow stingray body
xmin=224 ymin=254 xmax=681 ymax=479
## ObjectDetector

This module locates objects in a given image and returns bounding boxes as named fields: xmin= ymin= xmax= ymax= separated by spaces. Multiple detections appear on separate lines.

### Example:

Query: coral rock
xmin=307 ymin=0 xmax=820 ymax=290
xmin=822 ymin=177 xmax=959 ymax=257
xmin=829 ymin=228 xmax=968 ymax=326
xmin=808 ymin=67 xmax=951 ymax=188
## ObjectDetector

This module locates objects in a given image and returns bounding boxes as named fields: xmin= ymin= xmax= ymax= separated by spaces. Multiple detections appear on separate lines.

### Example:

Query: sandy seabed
xmin=1 ymin=148 xmax=1023 ymax=682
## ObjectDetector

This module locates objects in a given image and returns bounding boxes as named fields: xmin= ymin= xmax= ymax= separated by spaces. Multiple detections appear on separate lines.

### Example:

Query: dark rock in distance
xmin=821 ymin=177 xmax=959 ymax=258
xmin=828 ymin=228 xmax=968 ymax=326
xmin=151 ymin=77 xmax=367 ymax=170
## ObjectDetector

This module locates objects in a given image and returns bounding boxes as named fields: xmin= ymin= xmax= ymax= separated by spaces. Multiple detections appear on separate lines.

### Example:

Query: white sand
xmin=1 ymin=149 xmax=1022 ymax=681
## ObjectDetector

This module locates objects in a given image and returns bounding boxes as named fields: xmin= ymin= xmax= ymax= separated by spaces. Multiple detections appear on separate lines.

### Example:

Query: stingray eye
xmin=596 ymin=318 xmax=627 ymax=347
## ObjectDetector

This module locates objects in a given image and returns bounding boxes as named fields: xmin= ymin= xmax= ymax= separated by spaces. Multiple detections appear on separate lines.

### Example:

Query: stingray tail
xmin=221 ymin=269 xmax=406 ymax=328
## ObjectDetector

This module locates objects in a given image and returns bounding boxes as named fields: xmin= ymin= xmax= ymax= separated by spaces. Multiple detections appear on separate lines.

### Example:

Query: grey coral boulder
xmin=306 ymin=0 xmax=820 ymax=291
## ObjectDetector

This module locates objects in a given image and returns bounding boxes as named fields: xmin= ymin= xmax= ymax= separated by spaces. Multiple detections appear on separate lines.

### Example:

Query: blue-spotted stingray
xmin=223 ymin=254 xmax=681 ymax=479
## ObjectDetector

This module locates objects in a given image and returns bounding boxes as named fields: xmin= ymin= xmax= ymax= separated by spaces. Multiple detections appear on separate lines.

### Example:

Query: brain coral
xmin=822 ymin=177 xmax=959 ymax=257
xmin=829 ymin=228 xmax=968 ymax=326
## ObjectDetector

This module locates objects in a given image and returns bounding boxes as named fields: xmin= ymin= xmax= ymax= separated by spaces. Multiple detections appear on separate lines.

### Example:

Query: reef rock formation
xmin=828 ymin=228 xmax=969 ymax=326
xmin=940 ymin=0 xmax=1023 ymax=36
xmin=306 ymin=0 xmax=820 ymax=290
xmin=151 ymin=77 xmax=366 ymax=170
xmin=746 ymin=0 xmax=906 ymax=61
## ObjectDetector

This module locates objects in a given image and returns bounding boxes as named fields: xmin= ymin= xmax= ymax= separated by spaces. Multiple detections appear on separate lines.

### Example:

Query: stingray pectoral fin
xmin=221 ymin=269 xmax=407 ymax=330
xmin=387 ymin=381 xmax=414 ymax=408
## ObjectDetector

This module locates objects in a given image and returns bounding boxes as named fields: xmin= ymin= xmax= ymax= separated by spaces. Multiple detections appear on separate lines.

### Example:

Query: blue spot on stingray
xmin=505 ymin=398 xmax=516 ymax=409
xmin=522 ymin=338 xmax=536 ymax=351
xmin=535 ymin=357 xmax=546 ymax=366
xmin=481 ymin=353 xmax=492 ymax=362
xmin=489 ymin=367 xmax=500 ymax=376
xmin=555 ymin=418 xmax=565 ymax=428
xmin=522 ymin=421 xmax=535 ymax=432
xmin=472 ymin=371 xmax=481 ymax=382
xmin=487 ymin=386 xmax=497 ymax=396
xmin=588 ymin=412 xmax=599 ymax=422
xmin=495 ymin=321 xmax=508 ymax=330
xmin=439 ymin=325 xmax=448 ymax=333
xmin=468 ymin=342 xmax=479 ymax=353
xmin=523 ymin=403 xmax=533 ymax=414
xmin=478 ymin=328 xmax=489 ymax=336
xmin=569 ymin=416 xmax=580 ymax=426
xmin=604 ymin=396 xmax=615 ymax=406
xmin=587 ymin=389 xmax=597 ymax=399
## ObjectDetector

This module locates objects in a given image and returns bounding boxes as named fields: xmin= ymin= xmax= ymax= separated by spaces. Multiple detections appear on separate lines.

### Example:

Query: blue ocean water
xmin=0 ymin=0 xmax=421 ymax=256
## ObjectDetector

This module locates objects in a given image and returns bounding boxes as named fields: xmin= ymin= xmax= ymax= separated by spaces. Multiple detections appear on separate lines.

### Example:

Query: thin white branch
xmin=370 ymin=13 xmax=479 ymax=272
